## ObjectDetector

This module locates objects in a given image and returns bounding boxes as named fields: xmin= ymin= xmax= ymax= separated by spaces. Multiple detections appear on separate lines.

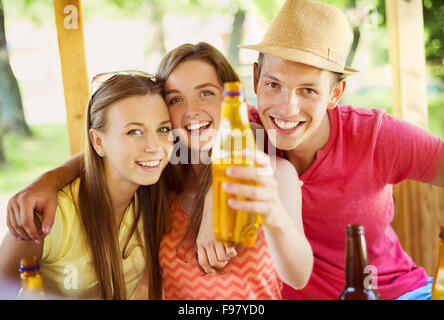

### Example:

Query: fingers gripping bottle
xmin=211 ymin=82 xmax=263 ymax=248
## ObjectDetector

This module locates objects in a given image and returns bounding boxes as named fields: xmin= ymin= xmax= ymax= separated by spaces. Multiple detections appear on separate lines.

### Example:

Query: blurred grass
xmin=0 ymin=123 xmax=70 ymax=197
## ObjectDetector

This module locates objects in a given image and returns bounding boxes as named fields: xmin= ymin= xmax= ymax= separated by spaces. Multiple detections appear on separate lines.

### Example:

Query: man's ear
xmin=89 ymin=128 xmax=105 ymax=157
xmin=327 ymin=79 xmax=347 ymax=110
xmin=253 ymin=62 xmax=259 ymax=94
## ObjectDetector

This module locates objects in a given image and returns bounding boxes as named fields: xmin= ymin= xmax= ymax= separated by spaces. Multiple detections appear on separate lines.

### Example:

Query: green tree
xmin=374 ymin=0 xmax=444 ymax=83
xmin=227 ymin=4 xmax=246 ymax=69
xmin=0 ymin=0 xmax=32 ymax=163
xmin=107 ymin=0 xmax=167 ymax=54
xmin=422 ymin=0 xmax=444 ymax=83
xmin=252 ymin=0 xmax=285 ymax=21
xmin=345 ymin=0 xmax=360 ymax=67
xmin=0 ymin=0 xmax=30 ymax=136
xmin=108 ymin=0 xmax=251 ymax=68
xmin=227 ymin=0 xmax=287 ymax=68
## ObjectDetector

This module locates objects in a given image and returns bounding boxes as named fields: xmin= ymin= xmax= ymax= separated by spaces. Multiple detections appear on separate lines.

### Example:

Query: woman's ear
xmin=89 ymin=128 xmax=105 ymax=157
xmin=327 ymin=79 xmax=347 ymax=110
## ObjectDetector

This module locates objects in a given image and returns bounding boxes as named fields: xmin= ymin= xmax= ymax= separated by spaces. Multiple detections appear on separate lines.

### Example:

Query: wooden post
xmin=386 ymin=0 xmax=444 ymax=276
xmin=54 ymin=0 xmax=88 ymax=156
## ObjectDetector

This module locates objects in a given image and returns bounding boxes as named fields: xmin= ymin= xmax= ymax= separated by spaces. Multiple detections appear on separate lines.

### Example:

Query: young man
xmin=241 ymin=0 xmax=444 ymax=299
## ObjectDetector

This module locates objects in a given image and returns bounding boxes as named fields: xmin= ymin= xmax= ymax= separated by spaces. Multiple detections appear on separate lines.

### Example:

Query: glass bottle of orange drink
xmin=432 ymin=225 xmax=444 ymax=300
xmin=17 ymin=256 xmax=46 ymax=299
xmin=211 ymin=81 xmax=263 ymax=247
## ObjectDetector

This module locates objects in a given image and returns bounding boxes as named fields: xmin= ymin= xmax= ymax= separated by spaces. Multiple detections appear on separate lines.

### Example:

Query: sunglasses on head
xmin=90 ymin=70 xmax=156 ymax=97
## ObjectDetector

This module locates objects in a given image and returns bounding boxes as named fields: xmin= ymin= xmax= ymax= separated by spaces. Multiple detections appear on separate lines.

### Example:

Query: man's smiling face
xmin=254 ymin=54 xmax=344 ymax=151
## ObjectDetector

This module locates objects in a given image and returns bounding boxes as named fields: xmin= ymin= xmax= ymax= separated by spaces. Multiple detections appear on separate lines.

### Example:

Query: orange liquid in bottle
xmin=432 ymin=226 xmax=444 ymax=300
xmin=212 ymin=82 xmax=263 ymax=247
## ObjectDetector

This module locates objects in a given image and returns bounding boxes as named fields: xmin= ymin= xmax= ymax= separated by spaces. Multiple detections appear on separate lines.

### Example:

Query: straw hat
xmin=240 ymin=0 xmax=358 ymax=75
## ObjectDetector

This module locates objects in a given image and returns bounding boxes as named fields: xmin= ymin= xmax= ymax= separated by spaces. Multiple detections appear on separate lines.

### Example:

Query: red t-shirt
xmin=249 ymin=105 xmax=444 ymax=300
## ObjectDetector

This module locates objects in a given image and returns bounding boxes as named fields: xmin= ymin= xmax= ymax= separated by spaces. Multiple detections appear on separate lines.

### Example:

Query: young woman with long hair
xmin=154 ymin=42 xmax=312 ymax=299
xmin=0 ymin=74 xmax=178 ymax=299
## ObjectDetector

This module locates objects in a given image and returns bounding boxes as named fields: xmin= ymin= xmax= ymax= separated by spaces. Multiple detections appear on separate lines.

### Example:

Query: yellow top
xmin=40 ymin=178 xmax=147 ymax=299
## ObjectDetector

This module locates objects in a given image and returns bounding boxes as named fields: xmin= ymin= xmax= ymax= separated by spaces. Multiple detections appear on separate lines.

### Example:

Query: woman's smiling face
xmin=164 ymin=59 xmax=224 ymax=152
xmin=92 ymin=93 xmax=173 ymax=189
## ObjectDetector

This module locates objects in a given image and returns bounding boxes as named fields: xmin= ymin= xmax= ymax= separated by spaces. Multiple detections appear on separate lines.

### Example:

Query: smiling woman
xmin=0 ymin=74 xmax=176 ymax=300
xmin=90 ymin=93 xmax=172 ymax=188
xmin=164 ymin=60 xmax=223 ymax=152
xmin=158 ymin=43 xmax=240 ymax=154
xmin=153 ymin=42 xmax=312 ymax=300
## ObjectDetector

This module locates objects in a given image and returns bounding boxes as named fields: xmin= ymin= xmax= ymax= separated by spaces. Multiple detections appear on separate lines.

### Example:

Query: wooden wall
xmin=386 ymin=0 xmax=444 ymax=276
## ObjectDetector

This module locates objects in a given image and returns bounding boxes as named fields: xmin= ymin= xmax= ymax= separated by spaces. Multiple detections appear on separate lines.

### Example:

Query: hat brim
xmin=239 ymin=44 xmax=359 ymax=75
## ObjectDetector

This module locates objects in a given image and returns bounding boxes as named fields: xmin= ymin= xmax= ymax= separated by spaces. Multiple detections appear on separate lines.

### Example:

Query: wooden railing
xmin=386 ymin=0 xmax=444 ymax=276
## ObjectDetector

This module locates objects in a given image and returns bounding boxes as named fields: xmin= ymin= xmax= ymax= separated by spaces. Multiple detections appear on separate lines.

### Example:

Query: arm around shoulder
xmin=6 ymin=152 xmax=84 ymax=242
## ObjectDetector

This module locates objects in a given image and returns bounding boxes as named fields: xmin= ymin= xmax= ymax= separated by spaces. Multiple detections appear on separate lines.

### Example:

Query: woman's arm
xmin=222 ymin=150 xmax=313 ymax=289
xmin=0 ymin=233 xmax=43 ymax=297
xmin=7 ymin=152 xmax=84 ymax=243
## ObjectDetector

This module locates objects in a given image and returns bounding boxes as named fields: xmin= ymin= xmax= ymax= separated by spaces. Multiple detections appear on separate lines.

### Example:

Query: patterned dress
xmin=159 ymin=197 xmax=283 ymax=299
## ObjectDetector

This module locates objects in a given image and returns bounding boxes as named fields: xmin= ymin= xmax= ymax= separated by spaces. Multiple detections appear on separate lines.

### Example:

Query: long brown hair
xmin=156 ymin=42 xmax=240 ymax=256
xmin=75 ymin=74 xmax=178 ymax=299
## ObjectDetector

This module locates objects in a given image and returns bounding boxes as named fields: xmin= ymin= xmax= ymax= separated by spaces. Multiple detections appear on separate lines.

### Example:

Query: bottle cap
xmin=20 ymin=256 xmax=40 ymax=272
xmin=224 ymin=82 xmax=242 ymax=97
xmin=346 ymin=224 xmax=364 ymax=236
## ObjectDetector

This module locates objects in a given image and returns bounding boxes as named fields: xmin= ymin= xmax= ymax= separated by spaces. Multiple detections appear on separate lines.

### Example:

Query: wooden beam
xmin=386 ymin=0 xmax=444 ymax=276
xmin=54 ymin=0 xmax=88 ymax=156
xmin=386 ymin=0 xmax=428 ymax=129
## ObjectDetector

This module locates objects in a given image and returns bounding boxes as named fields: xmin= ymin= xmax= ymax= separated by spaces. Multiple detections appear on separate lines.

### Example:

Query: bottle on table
xmin=17 ymin=256 xmax=46 ymax=299
xmin=338 ymin=224 xmax=381 ymax=300
xmin=432 ymin=225 xmax=444 ymax=300
xmin=211 ymin=81 xmax=263 ymax=248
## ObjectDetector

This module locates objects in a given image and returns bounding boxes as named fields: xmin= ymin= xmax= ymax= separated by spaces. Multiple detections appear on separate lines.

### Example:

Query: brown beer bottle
xmin=17 ymin=256 xmax=46 ymax=299
xmin=339 ymin=224 xmax=381 ymax=300
xmin=432 ymin=225 xmax=444 ymax=300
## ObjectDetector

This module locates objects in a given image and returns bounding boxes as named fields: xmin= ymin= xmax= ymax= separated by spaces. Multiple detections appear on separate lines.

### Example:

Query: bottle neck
xmin=221 ymin=95 xmax=250 ymax=129
xmin=212 ymin=93 xmax=255 ymax=164
xmin=345 ymin=234 xmax=368 ymax=289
